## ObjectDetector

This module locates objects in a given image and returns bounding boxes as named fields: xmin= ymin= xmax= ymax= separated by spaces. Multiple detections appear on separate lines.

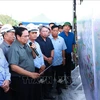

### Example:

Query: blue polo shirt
xmin=59 ymin=31 xmax=76 ymax=53
xmin=50 ymin=36 xmax=67 ymax=66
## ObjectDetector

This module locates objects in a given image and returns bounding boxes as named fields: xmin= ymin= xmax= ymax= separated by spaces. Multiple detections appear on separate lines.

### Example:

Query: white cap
xmin=0 ymin=24 xmax=15 ymax=34
xmin=26 ymin=23 xmax=38 ymax=32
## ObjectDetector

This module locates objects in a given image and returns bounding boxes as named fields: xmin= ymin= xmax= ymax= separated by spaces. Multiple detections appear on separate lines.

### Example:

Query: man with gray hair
xmin=0 ymin=24 xmax=15 ymax=58
xmin=36 ymin=25 xmax=55 ymax=99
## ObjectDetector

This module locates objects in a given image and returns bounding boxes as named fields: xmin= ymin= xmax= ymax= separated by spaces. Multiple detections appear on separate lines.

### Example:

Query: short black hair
xmin=19 ymin=22 xmax=23 ymax=26
xmin=51 ymin=25 xmax=58 ymax=30
xmin=49 ymin=22 xmax=55 ymax=26
xmin=58 ymin=25 xmax=63 ymax=29
xmin=13 ymin=26 xmax=27 ymax=37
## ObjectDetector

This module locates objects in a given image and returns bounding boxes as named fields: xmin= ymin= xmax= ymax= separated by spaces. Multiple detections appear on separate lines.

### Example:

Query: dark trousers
xmin=52 ymin=64 xmax=64 ymax=88
xmin=35 ymin=68 xmax=44 ymax=100
xmin=42 ymin=67 xmax=53 ymax=97
xmin=10 ymin=76 xmax=41 ymax=100
xmin=65 ymin=53 xmax=72 ymax=79
xmin=0 ymin=87 xmax=12 ymax=100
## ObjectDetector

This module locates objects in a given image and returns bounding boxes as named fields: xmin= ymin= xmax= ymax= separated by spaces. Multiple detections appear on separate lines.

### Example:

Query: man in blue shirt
xmin=59 ymin=22 xmax=76 ymax=85
xmin=50 ymin=25 xmax=67 ymax=94
xmin=0 ymin=48 xmax=11 ymax=100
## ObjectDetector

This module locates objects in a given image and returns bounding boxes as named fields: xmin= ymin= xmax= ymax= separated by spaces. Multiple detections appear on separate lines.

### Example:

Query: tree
xmin=0 ymin=14 xmax=19 ymax=26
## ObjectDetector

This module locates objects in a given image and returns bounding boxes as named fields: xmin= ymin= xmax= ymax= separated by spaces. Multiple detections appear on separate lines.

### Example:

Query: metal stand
xmin=70 ymin=65 xmax=83 ymax=91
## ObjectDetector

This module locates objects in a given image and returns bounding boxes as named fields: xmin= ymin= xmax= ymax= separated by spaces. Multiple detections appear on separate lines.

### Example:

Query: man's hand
xmin=1 ymin=80 xmax=10 ymax=92
xmin=62 ymin=58 xmax=66 ymax=66
xmin=30 ymin=42 xmax=36 ymax=49
xmin=30 ymin=72 xmax=40 ymax=79
xmin=39 ymin=65 xmax=46 ymax=73
xmin=47 ymin=57 xmax=53 ymax=64
xmin=30 ymin=43 xmax=37 ymax=58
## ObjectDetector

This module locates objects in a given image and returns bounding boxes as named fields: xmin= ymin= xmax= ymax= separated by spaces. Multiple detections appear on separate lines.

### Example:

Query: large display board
xmin=77 ymin=1 xmax=100 ymax=100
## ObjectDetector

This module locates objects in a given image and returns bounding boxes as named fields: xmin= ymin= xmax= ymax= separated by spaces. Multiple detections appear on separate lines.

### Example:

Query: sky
xmin=0 ymin=0 xmax=74 ymax=23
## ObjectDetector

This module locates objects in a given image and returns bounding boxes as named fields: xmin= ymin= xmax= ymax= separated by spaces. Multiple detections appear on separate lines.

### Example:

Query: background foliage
xmin=0 ymin=14 xmax=19 ymax=26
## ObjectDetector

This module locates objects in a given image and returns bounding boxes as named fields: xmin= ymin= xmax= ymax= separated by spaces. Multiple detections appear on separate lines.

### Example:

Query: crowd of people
xmin=0 ymin=21 xmax=76 ymax=100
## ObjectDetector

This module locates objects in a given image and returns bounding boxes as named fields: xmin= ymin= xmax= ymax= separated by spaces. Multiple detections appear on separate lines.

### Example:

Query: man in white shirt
xmin=27 ymin=23 xmax=45 ymax=100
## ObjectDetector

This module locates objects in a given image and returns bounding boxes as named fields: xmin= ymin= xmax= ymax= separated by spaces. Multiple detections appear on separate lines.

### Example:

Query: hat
xmin=63 ymin=22 xmax=72 ymax=28
xmin=0 ymin=24 xmax=15 ymax=34
xmin=26 ymin=23 xmax=38 ymax=32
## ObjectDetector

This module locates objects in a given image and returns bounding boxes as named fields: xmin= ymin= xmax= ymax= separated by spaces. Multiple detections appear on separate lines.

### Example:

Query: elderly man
xmin=0 ymin=48 xmax=11 ymax=100
xmin=0 ymin=24 xmax=15 ymax=58
xmin=36 ymin=25 xmax=55 ymax=99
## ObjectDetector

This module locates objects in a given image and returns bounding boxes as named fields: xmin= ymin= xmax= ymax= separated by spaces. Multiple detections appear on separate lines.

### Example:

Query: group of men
xmin=0 ymin=21 xmax=76 ymax=100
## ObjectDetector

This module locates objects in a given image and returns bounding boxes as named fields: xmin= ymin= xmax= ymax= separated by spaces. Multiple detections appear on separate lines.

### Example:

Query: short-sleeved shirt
xmin=50 ymin=36 xmax=67 ymax=66
xmin=0 ymin=48 xmax=11 ymax=86
xmin=0 ymin=40 xmax=11 ymax=59
xmin=7 ymin=40 xmax=35 ymax=77
xmin=59 ymin=31 xmax=76 ymax=53
xmin=36 ymin=35 xmax=54 ymax=67
xmin=27 ymin=40 xmax=45 ymax=69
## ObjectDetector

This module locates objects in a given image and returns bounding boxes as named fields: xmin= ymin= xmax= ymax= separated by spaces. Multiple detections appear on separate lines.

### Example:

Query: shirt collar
xmin=63 ymin=31 xmax=70 ymax=36
xmin=3 ymin=40 xmax=10 ymax=47
xmin=51 ymin=35 xmax=59 ymax=40
xmin=38 ymin=35 xmax=47 ymax=41
xmin=15 ymin=40 xmax=27 ymax=49
xmin=27 ymin=39 xmax=36 ymax=44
